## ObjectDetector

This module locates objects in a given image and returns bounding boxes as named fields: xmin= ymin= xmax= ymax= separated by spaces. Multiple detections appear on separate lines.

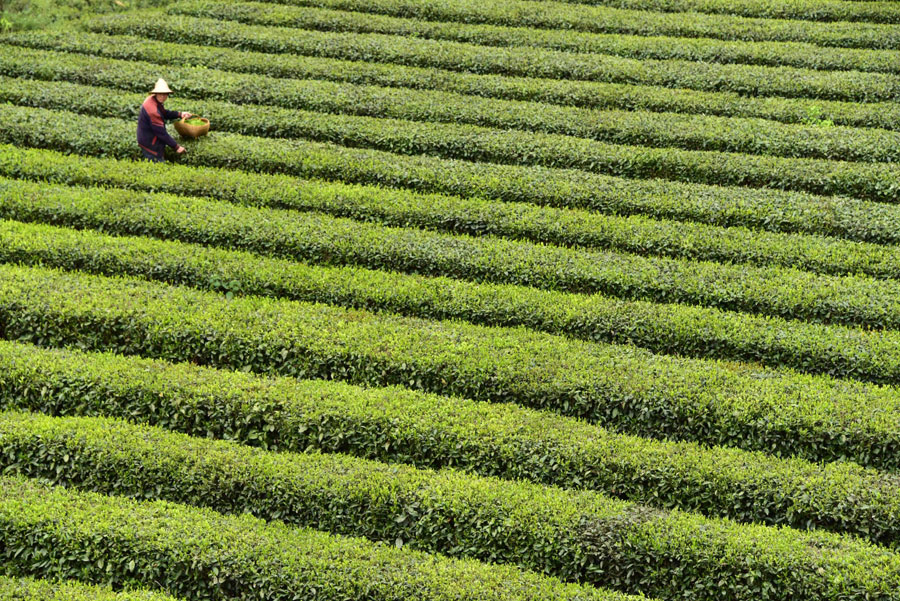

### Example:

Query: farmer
xmin=137 ymin=78 xmax=193 ymax=162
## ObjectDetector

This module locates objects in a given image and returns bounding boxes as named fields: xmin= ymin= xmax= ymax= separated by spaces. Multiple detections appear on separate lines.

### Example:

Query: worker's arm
xmin=148 ymin=118 xmax=180 ymax=149
xmin=160 ymin=106 xmax=183 ymax=121
xmin=163 ymin=108 xmax=194 ymax=120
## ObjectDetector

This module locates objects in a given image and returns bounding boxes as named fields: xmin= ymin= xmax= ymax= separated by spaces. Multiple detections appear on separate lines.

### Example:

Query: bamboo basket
xmin=174 ymin=117 xmax=210 ymax=138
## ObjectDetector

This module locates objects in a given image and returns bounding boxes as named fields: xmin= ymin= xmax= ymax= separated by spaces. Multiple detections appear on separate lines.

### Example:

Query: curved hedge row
xmin=5 ymin=100 xmax=900 ymax=207
xmin=540 ymin=0 xmax=900 ymax=24
xmin=168 ymin=1 xmax=900 ymax=75
xmin=4 ymin=141 xmax=900 ymax=286
xmin=83 ymin=14 xmax=900 ymax=102
xmin=11 ymin=216 xmax=900 ymax=386
xmin=7 ymin=105 xmax=900 ymax=242
xmin=0 ymin=476 xmax=635 ymax=601
xmin=8 ymin=47 xmax=900 ymax=165
xmin=8 ymin=31 xmax=900 ymax=131
xmin=183 ymin=0 xmax=900 ymax=46
xmin=0 ymin=576 xmax=180 ymax=601
xmin=1 ymin=262 xmax=899 ymax=470
xmin=3 ymin=411 xmax=900 ymax=601
xmin=6 ymin=145 xmax=900 ymax=248
xmin=3 ymin=339 xmax=899 ymax=545
xmin=8 ymin=177 xmax=900 ymax=332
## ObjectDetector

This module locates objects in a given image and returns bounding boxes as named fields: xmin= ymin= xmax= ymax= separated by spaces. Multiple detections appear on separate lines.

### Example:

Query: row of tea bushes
xmin=2 ymin=339 xmax=899 ymax=544
xmin=7 ymin=30 xmax=900 ymax=130
xmin=6 ymin=145 xmax=900 ymax=247
xmin=4 ymin=135 xmax=900 ymax=284
xmin=8 ymin=48 xmax=900 ymax=164
xmin=0 ymin=475 xmax=634 ymax=601
xmin=0 ymin=575 xmax=179 ymax=601
xmin=169 ymin=0 xmax=900 ymax=74
xmin=17 ymin=104 xmax=900 ymax=234
xmin=5 ymin=98 xmax=900 ymax=205
xmin=10 ymin=216 xmax=900 ymax=386
xmin=84 ymin=14 xmax=900 ymax=103
xmin=192 ymin=0 xmax=900 ymax=46
xmin=7 ymin=174 xmax=900 ymax=331
xmin=1 ymin=262 xmax=898 ymax=469
xmin=2 ymin=410 xmax=899 ymax=601
xmin=541 ymin=0 xmax=900 ymax=23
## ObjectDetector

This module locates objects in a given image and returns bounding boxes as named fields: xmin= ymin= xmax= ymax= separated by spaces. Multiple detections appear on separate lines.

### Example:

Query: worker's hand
xmin=180 ymin=112 xmax=192 ymax=119
xmin=175 ymin=145 xmax=186 ymax=154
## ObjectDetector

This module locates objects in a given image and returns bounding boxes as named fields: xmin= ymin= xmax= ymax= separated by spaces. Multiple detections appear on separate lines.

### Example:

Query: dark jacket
xmin=136 ymin=95 xmax=181 ymax=157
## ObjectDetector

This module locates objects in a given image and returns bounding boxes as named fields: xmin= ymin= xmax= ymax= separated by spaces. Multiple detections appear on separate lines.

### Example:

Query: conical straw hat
xmin=150 ymin=78 xmax=173 ymax=94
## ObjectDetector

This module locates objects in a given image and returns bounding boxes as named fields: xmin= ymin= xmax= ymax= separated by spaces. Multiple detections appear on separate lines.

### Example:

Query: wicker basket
xmin=174 ymin=117 xmax=210 ymax=138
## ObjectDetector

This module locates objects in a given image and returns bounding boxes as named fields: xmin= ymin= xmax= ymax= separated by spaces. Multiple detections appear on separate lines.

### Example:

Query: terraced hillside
xmin=1 ymin=0 xmax=900 ymax=599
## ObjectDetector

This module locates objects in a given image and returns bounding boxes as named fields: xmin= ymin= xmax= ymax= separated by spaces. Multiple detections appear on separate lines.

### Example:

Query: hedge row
xmin=200 ymin=0 xmax=900 ymax=47
xmin=3 ymin=411 xmax=900 ymax=601
xmin=8 ymin=104 xmax=900 ymax=243
xmin=4 ymin=139 xmax=900 ymax=288
xmin=3 ymin=340 xmax=899 ymax=546
xmin=15 ymin=80 xmax=900 ymax=204
xmin=9 ymin=176 xmax=900 ymax=333
xmin=7 ymin=144 xmax=900 ymax=248
xmin=2 ymin=262 xmax=899 ymax=470
xmin=168 ymin=0 xmax=900 ymax=75
xmin=83 ymin=14 xmax=900 ymax=103
xmin=11 ymin=213 xmax=900 ymax=414
xmin=0 ymin=575 xmax=179 ymax=601
xmin=9 ymin=47 xmax=900 ymax=165
xmin=541 ymin=0 xmax=900 ymax=24
xmin=7 ymin=31 xmax=900 ymax=131
xmin=0 ymin=476 xmax=634 ymax=601
xmin=5 ymin=98 xmax=900 ymax=207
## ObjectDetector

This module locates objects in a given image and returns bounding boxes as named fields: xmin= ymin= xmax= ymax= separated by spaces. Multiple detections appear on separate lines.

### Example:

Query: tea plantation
xmin=2 ymin=0 xmax=900 ymax=599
